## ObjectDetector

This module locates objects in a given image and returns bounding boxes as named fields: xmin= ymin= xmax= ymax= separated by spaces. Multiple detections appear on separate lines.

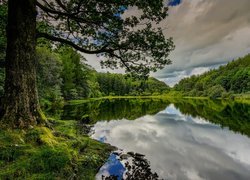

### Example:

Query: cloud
xmin=82 ymin=53 xmax=125 ymax=74
xmin=155 ymin=0 xmax=250 ymax=85
xmin=157 ymin=66 xmax=215 ymax=87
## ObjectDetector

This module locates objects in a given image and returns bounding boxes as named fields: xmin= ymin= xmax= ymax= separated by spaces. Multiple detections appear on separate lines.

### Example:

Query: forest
xmin=36 ymin=45 xmax=170 ymax=109
xmin=173 ymin=54 xmax=250 ymax=99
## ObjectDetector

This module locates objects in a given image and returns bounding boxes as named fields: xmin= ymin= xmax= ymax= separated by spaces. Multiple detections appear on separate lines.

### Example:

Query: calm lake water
xmin=62 ymin=98 xmax=250 ymax=180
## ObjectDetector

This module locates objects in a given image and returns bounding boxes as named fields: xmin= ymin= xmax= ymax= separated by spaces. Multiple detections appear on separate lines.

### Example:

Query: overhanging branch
xmin=36 ymin=1 xmax=104 ymax=25
xmin=36 ymin=32 xmax=111 ymax=54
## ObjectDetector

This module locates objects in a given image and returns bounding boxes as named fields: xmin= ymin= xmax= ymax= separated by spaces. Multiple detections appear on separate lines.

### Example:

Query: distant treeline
xmin=37 ymin=46 xmax=170 ymax=108
xmin=173 ymin=54 xmax=250 ymax=99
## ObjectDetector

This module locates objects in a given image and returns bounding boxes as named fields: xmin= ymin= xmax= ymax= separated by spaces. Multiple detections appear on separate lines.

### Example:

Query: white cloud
xmin=157 ymin=66 xmax=214 ymax=87
xmin=190 ymin=67 xmax=210 ymax=76
xmin=82 ymin=53 xmax=125 ymax=73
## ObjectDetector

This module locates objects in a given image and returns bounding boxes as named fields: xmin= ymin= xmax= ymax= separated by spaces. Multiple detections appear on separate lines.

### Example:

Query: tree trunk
xmin=1 ymin=0 xmax=42 ymax=128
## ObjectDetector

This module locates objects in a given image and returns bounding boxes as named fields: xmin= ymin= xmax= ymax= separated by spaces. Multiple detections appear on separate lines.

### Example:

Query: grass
xmin=67 ymin=92 xmax=250 ymax=106
xmin=0 ymin=119 xmax=115 ymax=179
xmin=67 ymin=94 xmax=184 ymax=105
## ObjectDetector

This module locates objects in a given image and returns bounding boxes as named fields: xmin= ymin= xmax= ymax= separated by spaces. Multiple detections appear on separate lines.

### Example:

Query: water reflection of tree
xmin=62 ymin=99 xmax=170 ymax=124
xmin=102 ymin=152 xmax=160 ymax=180
xmin=173 ymin=99 xmax=250 ymax=137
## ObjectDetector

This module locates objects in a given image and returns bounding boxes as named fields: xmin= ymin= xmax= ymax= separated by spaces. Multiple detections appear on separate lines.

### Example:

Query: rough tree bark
xmin=0 ymin=0 xmax=42 ymax=128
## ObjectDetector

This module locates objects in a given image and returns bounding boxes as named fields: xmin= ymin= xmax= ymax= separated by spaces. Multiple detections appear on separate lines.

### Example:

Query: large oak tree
xmin=0 ymin=0 xmax=174 ymax=128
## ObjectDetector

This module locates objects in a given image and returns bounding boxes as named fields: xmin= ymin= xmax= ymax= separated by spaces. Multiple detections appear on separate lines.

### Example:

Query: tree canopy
xmin=36 ymin=0 xmax=174 ymax=76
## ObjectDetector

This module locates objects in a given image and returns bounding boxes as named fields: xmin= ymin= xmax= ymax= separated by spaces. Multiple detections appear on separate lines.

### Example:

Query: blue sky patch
xmin=168 ymin=0 xmax=182 ymax=6
xmin=97 ymin=153 xmax=125 ymax=179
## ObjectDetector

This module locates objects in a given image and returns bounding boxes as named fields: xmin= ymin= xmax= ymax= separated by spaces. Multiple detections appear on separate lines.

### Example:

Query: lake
xmin=62 ymin=98 xmax=250 ymax=180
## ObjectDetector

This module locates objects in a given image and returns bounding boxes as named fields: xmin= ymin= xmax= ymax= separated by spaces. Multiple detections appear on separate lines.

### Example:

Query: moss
xmin=53 ymin=120 xmax=77 ymax=137
xmin=24 ymin=129 xmax=42 ymax=144
xmin=0 ymin=119 xmax=115 ymax=179
xmin=39 ymin=127 xmax=58 ymax=146
xmin=29 ymin=147 xmax=71 ymax=173
xmin=0 ymin=145 xmax=24 ymax=162
xmin=37 ymin=108 xmax=47 ymax=124
xmin=0 ymin=130 xmax=24 ymax=146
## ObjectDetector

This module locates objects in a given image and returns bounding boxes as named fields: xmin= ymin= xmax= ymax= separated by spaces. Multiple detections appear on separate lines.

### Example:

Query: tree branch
xmin=36 ymin=1 xmax=67 ymax=16
xmin=36 ymin=1 xmax=104 ymax=25
xmin=54 ymin=0 xmax=68 ymax=12
xmin=36 ymin=32 xmax=112 ymax=54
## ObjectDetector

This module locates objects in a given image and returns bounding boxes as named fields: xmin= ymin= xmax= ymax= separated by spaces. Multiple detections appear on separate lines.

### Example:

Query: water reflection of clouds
xmin=160 ymin=104 xmax=216 ymax=125
xmin=161 ymin=104 xmax=182 ymax=115
xmin=92 ymin=106 xmax=250 ymax=180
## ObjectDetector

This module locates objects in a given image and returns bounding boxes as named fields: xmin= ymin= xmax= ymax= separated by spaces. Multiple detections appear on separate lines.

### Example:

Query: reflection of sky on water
xmin=161 ymin=104 xmax=182 ymax=115
xmin=160 ymin=104 xmax=213 ymax=125
xmin=93 ymin=105 xmax=250 ymax=180
xmin=96 ymin=154 xmax=125 ymax=180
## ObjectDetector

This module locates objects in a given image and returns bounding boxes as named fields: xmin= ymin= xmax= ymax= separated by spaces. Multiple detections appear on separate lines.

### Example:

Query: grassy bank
xmin=0 ymin=119 xmax=115 ymax=179
xmin=67 ymin=92 xmax=250 ymax=106
xmin=67 ymin=94 xmax=183 ymax=105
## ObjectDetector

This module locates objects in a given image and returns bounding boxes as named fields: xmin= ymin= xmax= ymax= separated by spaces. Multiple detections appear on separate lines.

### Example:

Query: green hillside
xmin=174 ymin=54 xmax=250 ymax=99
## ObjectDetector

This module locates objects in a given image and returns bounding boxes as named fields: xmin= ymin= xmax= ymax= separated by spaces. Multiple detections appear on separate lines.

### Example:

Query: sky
xmin=84 ymin=0 xmax=250 ymax=87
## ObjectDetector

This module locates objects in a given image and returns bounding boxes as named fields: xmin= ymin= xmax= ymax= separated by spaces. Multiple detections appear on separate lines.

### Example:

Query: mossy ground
xmin=0 ymin=119 xmax=115 ymax=179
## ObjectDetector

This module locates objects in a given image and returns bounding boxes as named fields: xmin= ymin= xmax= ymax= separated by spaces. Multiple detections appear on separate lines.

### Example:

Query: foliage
xmin=57 ymin=46 xmax=93 ymax=100
xmin=207 ymin=85 xmax=226 ymax=99
xmin=174 ymin=54 xmax=250 ymax=98
xmin=35 ymin=44 xmax=171 ymax=109
xmin=36 ymin=47 xmax=64 ymax=110
xmin=36 ymin=0 xmax=174 ymax=76
xmin=97 ymin=73 xmax=170 ymax=96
